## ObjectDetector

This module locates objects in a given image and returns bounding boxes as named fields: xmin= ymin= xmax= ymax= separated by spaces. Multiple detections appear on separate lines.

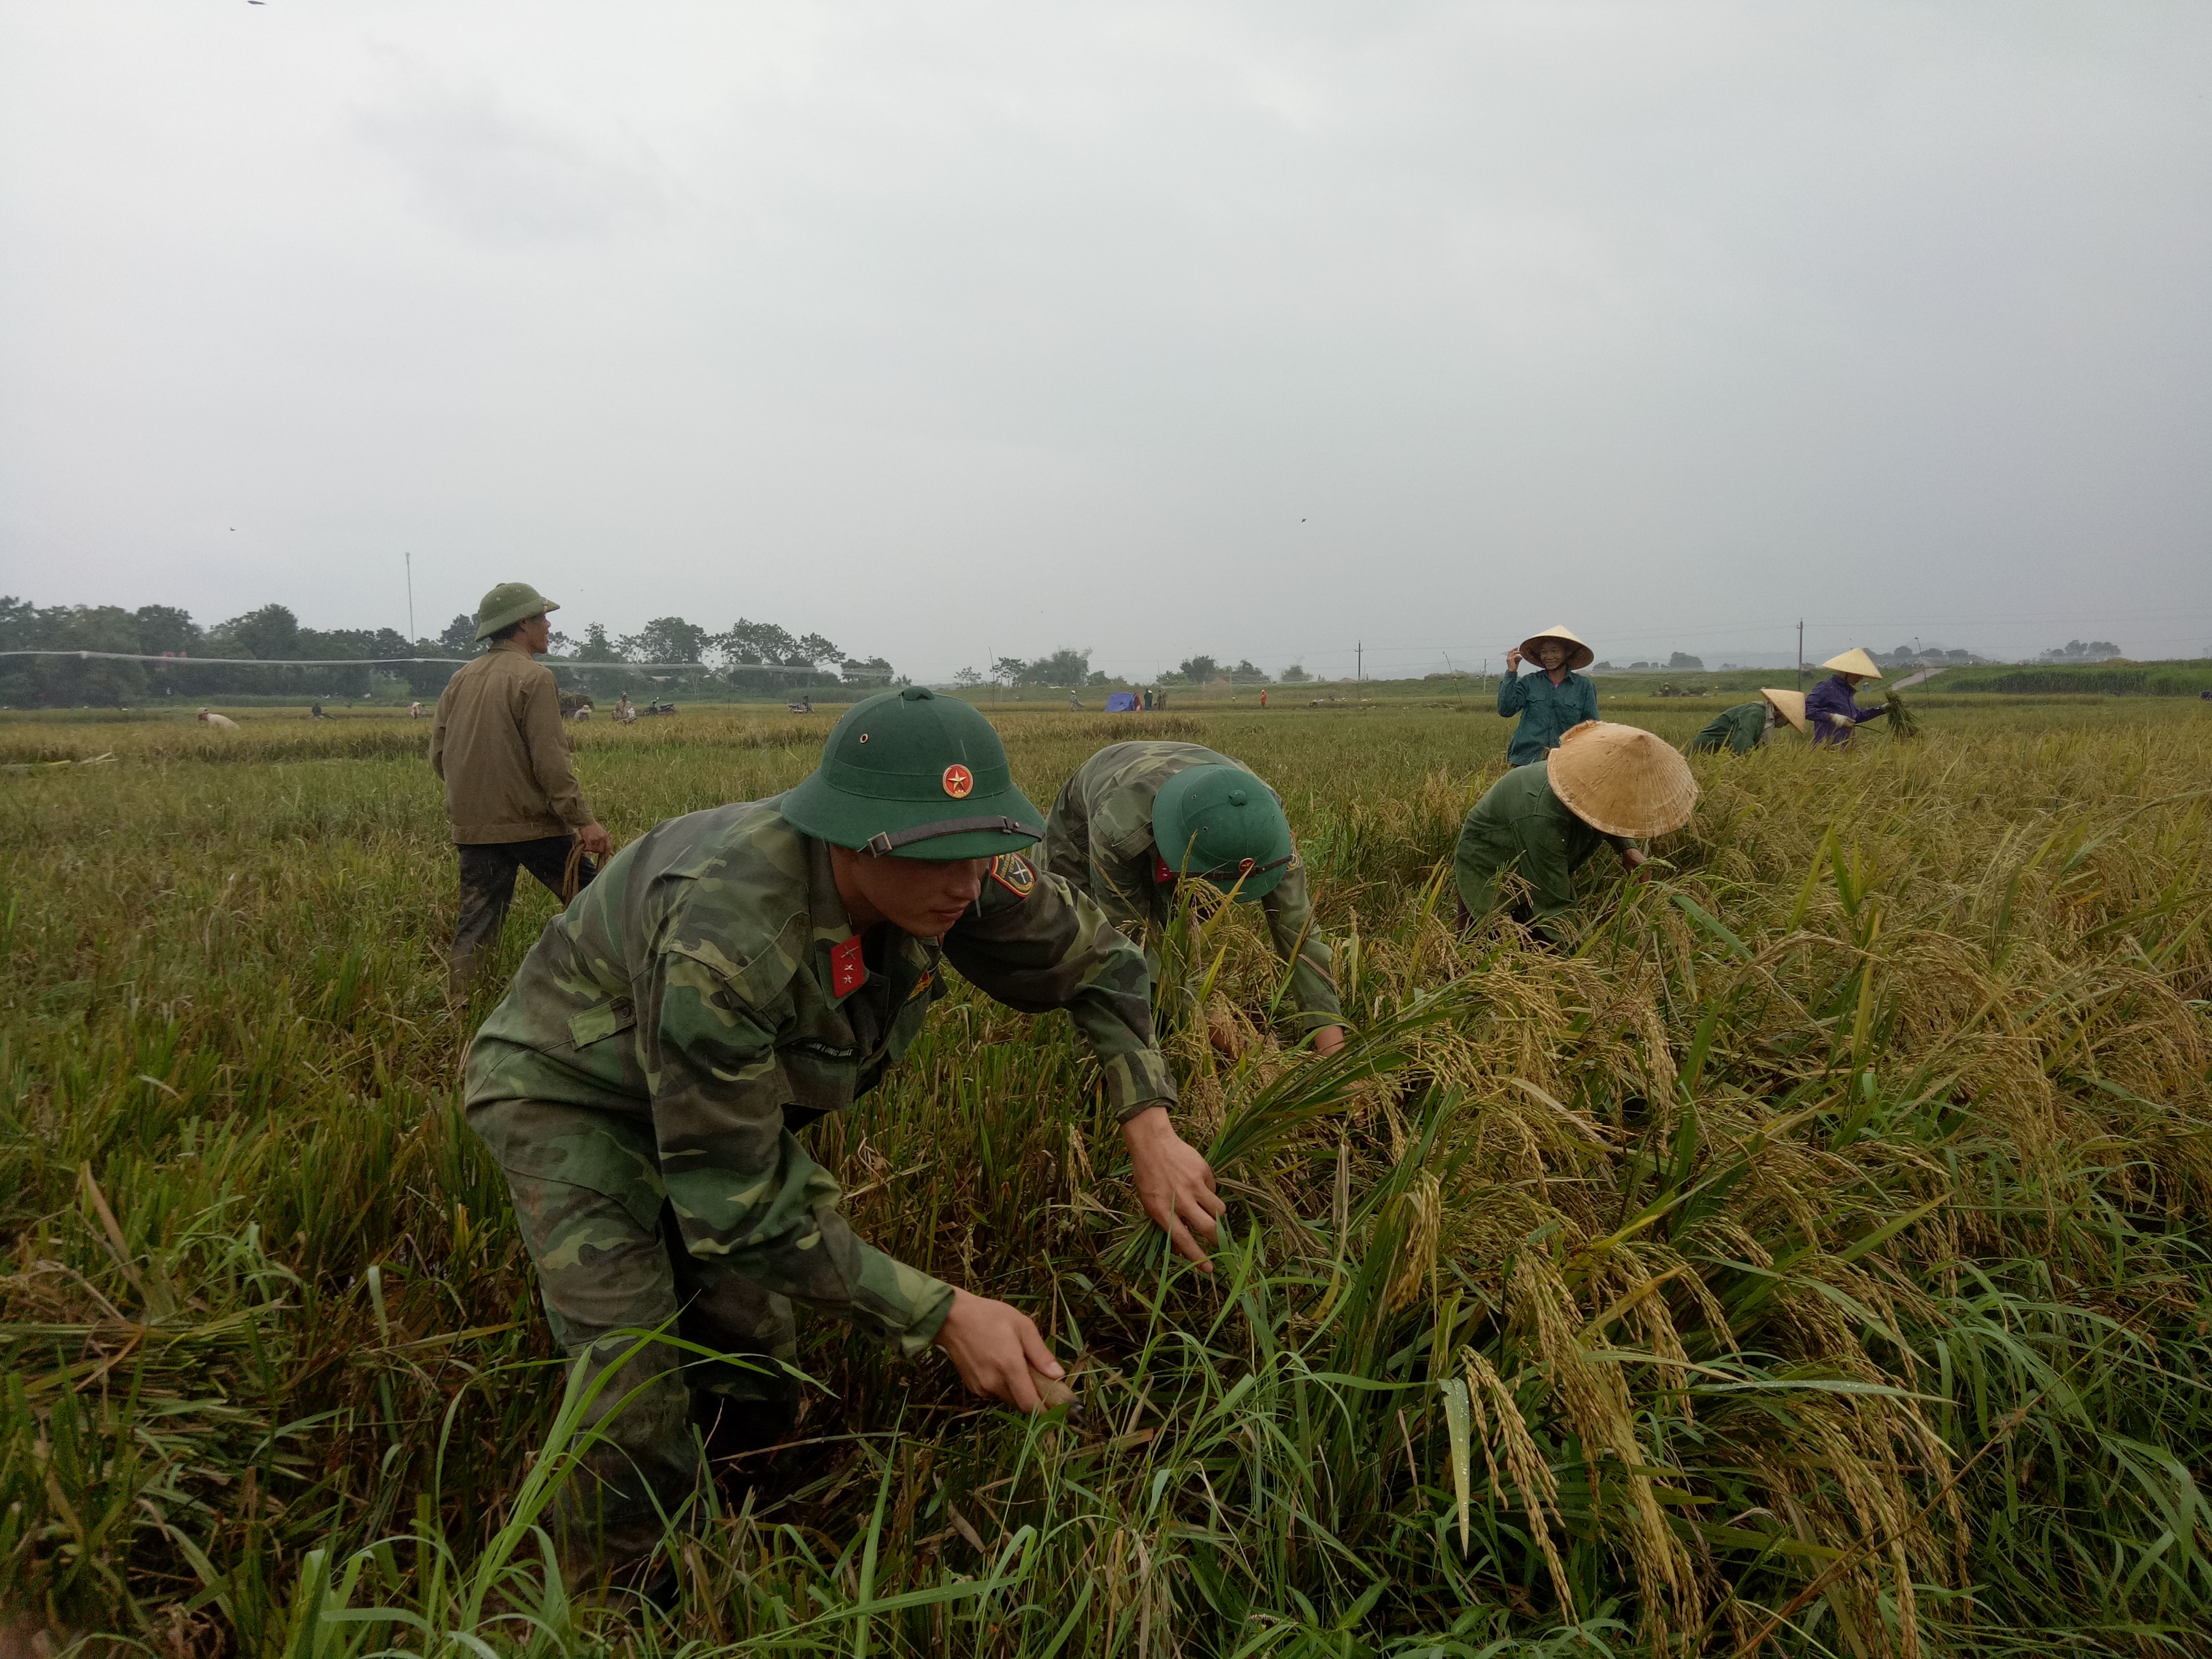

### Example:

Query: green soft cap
xmin=1152 ymin=763 xmax=1295 ymax=901
xmin=474 ymin=581 xmax=560 ymax=641
xmin=781 ymin=686 xmax=1044 ymax=860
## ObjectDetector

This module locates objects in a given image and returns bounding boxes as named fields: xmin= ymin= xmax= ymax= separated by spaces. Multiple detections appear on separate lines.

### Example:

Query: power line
xmin=0 ymin=650 xmax=859 ymax=676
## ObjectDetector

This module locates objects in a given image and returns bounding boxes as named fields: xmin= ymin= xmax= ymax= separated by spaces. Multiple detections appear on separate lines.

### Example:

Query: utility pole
xmin=1796 ymin=618 xmax=1804 ymax=691
xmin=405 ymin=551 xmax=415 ymax=641
xmin=1356 ymin=641 xmax=1362 ymax=684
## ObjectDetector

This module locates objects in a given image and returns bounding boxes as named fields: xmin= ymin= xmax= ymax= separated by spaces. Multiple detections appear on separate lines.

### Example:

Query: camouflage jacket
xmin=1038 ymin=741 xmax=1342 ymax=1027
xmin=465 ymin=795 xmax=1177 ymax=1353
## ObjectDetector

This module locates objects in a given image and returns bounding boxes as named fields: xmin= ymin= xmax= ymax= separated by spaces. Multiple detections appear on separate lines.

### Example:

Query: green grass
xmin=4 ymin=700 xmax=2210 ymax=1656
xmin=1918 ymin=659 xmax=2212 ymax=697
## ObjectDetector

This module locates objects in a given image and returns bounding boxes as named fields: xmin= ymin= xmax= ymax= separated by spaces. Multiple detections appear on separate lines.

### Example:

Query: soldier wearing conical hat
xmin=1497 ymin=624 xmax=1601 ymax=767
xmin=1686 ymin=688 xmax=1808 ymax=755
xmin=464 ymin=687 xmax=1220 ymax=1581
xmin=1804 ymin=648 xmax=1890 ymax=748
xmin=1455 ymin=720 xmax=1698 ymax=941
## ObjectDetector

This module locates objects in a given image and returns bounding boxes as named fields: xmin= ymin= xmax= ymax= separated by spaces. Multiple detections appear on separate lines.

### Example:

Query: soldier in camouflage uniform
xmin=465 ymin=688 xmax=1222 ymax=1578
xmin=1040 ymin=741 xmax=1345 ymax=1055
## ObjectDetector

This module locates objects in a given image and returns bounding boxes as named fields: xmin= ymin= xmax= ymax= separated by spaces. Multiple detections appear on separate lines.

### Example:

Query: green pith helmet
xmin=1152 ymin=764 xmax=1295 ymax=901
xmin=781 ymin=687 xmax=1044 ymax=860
xmin=474 ymin=582 xmax=559 ymax=641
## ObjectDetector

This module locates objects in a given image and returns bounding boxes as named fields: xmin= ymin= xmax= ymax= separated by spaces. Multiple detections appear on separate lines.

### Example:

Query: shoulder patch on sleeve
xmin=988 ymin=852 xmax=1037 ymax=898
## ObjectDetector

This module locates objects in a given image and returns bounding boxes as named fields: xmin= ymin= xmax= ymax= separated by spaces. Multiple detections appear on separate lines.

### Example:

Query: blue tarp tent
xmin=1105 ymin=691 xmax=1139 ymax=713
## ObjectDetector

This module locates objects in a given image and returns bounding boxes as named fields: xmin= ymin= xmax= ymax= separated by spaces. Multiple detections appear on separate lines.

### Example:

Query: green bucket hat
xmin=1152 ymin=764 xmax=1295 ymax=901
xmin=474 ymin=581 xmax=559 ymax=641
xmin=781 ymin=686 xmax=1044 ymax=860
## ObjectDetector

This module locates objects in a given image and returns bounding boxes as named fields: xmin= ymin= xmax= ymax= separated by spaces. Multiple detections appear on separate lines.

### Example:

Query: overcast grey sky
xmin=3 ymin=1 xmax=2208 ymax=680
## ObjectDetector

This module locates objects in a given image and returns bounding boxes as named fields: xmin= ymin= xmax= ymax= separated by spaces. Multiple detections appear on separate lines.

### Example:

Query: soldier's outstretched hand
xmin=933 ymin=1288 xmax=1063 ymax=1412
xmin=1121 ymin=1105 xmax=1227 ymax=1271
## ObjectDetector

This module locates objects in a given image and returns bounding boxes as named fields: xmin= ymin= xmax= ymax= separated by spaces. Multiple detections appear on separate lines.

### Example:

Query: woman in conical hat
xmin=1686 ymin=688 xmax=1808 ymax=755
xmin=1497 ymin=624 xmax=1600 ymax=767
xmin=1804 ymin=648 xmax=1889 ymax=748
xmin=1455 ymin=719 xmax=1697 ymax=941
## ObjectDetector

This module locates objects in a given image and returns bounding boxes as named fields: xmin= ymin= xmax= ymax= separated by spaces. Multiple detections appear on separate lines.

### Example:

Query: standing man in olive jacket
xmin=431 ymin=582 xmax=613 ymax=998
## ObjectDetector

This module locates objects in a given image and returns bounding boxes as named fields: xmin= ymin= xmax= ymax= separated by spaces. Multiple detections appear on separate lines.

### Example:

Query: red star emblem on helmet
xmin=942 ymin=763 xmax=974 ymax=799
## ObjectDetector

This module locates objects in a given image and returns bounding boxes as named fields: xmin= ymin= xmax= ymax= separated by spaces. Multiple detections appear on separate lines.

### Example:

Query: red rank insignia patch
xmin=1153 ymin=853 xmax=1176 ymax=885
xmin=988 ymin=853 xmax=1036 ymax=898
xmin=942 ymin=763 xmax=974 ymax=799
xmin=829 ymin=936 xmax=866 ymax=999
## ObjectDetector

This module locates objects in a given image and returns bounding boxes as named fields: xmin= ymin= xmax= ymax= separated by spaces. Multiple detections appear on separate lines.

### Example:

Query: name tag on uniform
xmin=829 ymin=936 xmax=866 ymax=999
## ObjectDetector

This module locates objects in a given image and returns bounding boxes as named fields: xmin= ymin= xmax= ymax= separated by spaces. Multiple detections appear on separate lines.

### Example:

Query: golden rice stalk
xmin=1884 ymin=685 xmax=1921 ymax=741
xmin=1383 ymin=1170 xmax=1442 ymax=1311
xmin=1460 ymin=1346 xmax=1575 ymax=1618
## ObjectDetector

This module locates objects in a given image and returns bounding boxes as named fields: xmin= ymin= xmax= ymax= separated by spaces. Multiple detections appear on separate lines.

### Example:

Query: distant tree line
xmin=2037 ymin=639 xmax=2122 ymax=663
xmin=0 ymin=596 xmax=899 ymax=708
xmin=951 ymin=650 xmax=1295 ymax=691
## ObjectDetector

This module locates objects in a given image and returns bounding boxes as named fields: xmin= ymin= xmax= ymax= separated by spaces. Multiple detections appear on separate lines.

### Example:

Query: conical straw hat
xmin=1820 ymin=647 xmax=1882 ymax=678
xmin=1758 ymin=688 xmax=1808 ymax=732
xmin=1517 ymin=623 xmax=1595 ymax=672
xmin=1546 ymin=720 xmax=1699 ymax=839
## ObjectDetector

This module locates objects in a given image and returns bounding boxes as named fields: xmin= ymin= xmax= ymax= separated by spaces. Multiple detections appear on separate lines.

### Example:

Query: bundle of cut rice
xmin=1885 ymin=686 xmax=1921 ymax=741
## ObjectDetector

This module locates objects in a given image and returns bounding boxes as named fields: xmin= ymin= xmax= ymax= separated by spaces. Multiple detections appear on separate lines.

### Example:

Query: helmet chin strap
xmin=861 ymin=815 xmax=1033 ymax=855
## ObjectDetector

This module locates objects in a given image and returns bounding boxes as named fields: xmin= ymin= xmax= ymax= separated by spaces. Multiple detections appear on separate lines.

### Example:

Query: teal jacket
xmin=1496 ymin=670 xmax=1599 ymax=766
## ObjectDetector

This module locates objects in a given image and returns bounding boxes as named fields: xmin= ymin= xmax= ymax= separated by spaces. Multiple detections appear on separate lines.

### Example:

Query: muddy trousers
xmin=470 ymin=1100 xmax=799 ymax=1578
xmin=450 ymin=836 xmax=596 ymax=998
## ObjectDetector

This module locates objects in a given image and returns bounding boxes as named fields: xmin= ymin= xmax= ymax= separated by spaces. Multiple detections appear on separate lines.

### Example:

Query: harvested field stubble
xmin=2 ymin=700 xmax=2210 ymax=1657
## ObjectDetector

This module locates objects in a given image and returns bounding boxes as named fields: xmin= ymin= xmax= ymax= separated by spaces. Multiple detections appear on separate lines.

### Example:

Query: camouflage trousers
xmin=470 ymin=1097 xmax=799 ymax=1576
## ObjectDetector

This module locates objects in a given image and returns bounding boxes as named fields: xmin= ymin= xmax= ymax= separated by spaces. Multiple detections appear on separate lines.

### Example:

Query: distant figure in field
xmin=1805 ymin=650 xmax=1890 ymax=748
xmin=309 ymin=702 xmax=331 ymax=720
xmin=1142 ymin=688 xmax=1154 ymax=711
xmin=1497 ymin=625 xmax=1600 ymax=767
xmin=430 ymin=582 xmax=614 ymax=1001
xmin=196 ymin=708 xmax=239 ymax=730
xmin=1687 ymin=689 xmax=1808 ymax=754
xmin=1069 ymin=693 xmax=1082 ymax=710
xmin=1455 ymin=721 xmax=1696 ymax=943
xmin=410 ymin=701 xmax=424 ymax=720
xmin=1259 ymin=690 xmax=1268 ymax=709
xmin=615 ymin=693 xmax=638 ymax=724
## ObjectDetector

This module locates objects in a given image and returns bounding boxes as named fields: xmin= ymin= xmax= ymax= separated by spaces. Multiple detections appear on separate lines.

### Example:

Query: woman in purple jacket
xmin=1805 ymin=649 xmax=1890 ymax=747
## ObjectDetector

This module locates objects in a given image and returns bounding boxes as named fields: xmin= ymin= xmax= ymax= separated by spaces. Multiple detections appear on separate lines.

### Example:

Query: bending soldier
xmin=464 ymin=688 xmax=1222 ymax=1579
xmin=1041 ymin=741 xmax=1345 ymax=1055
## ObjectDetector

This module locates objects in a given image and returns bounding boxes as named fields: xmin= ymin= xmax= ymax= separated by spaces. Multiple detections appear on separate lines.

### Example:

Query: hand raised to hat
xmin=1504 ymin=647 xmax=1523 ymax=673
xmin=1122 ymin=1105 xmax=1226 ymax=1271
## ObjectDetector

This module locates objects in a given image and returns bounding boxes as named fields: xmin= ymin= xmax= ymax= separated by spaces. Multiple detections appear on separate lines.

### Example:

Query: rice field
xmin=3 ymin=694 xmax=2210 ymax=1657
